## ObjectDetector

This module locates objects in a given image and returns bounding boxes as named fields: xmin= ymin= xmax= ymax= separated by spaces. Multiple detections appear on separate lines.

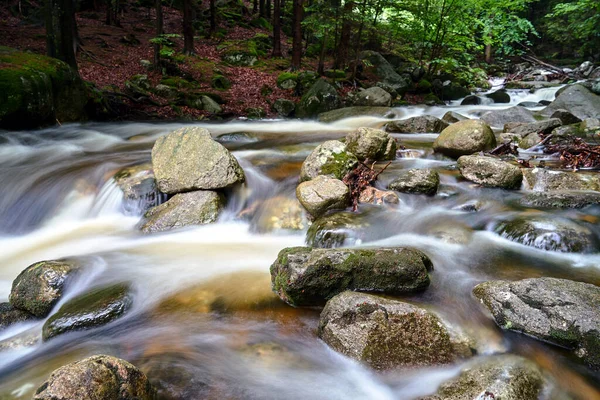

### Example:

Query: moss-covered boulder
xmin=0 ymin=302 xmax=36 ymax=330
xmin=457 ymin=155 xmax=523 ymax=189
xmin=42 ymin=283 xmax=133 ymax=340
xmin=273 ymin=98 xmax=295 ymax=117
xmin=350 ymin=87 xmax=392 ymax=107
xmin=10 ymin=259 xmax=82 ymax=317
xmin=220 ymin=40 xmax=258 ymax=66
xmin=270 ymin=247 xmax=432 ymax=306
xmin=276 ymin=72 xmax=298 ymax=90
xmin=359 ymin=51 xmax=411 ymax=94
xmin=318 ymin=106 xmax=397 ymax=123
xmin=522 ymin=168 xmax=600 ymax=192
xmin=519 ymin=191 xmax=600 ymax=209
xmin=33 ymin=355 xmax=156 ymax=400
xmin=318 ymin=291 xmax=472 ymax=369
xmin=433 ymin=120 xmax=496 ymax=158
xmin=300 ymin=140 xmax=358 ymax=181
xmin=296 ymin=176 xmax=349 ymax=218
xmin=386 ymin=115 xmax=449 ymax=133
xmin=345 ymin=127 xmax=396 ymax=161
xmin=474 ymin=278 xmax=600 ymax=370
xmin=114 ymin=163 xmax=166 ymax=216
xmin=296 ymin=78 xmax=342 ymax=118
xmin=211 ymin=74 xmax=232 ymax=90
xmin=388 ymin=168 xmax=440 ymax=195
xmin=0 ymin=46 xmax=87 ymax=129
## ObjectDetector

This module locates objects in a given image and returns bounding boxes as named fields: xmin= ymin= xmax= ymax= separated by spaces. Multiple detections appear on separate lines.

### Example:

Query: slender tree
xmin=272 ymin=0 xmax=282 ymax=56
xmin=266 ymin=0 xmax=272 ymax=18
xmin=183 ymin=0 xmax=194 ymax=54
xmin=259 ymin=0 xmax=265 ymax=16
xmin=210 ymin=0 xmax=216 ymax=34
xmin=46 ymin=0 xmax=78 ymax=71
xmin=153 ymin=0 xmax=163 ymax=68
xmin=291 ymin=0 xmax=303 ymax=69
xmin=334 ymin=0 xmax=354 ymax=69
xmin=105 ymin=0 xmax=120 ymax=26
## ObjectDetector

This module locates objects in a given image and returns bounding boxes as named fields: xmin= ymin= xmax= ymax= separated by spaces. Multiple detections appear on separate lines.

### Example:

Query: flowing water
xmin=1 ymin=86 xmax=600 ymax=399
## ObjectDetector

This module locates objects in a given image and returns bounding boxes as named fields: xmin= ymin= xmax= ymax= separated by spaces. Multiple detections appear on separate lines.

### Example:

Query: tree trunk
xmin=105 ymin=0 xmax=119 ymax=26
xmin=153 ymin=0 xmax=163 ymax=68
xmin=46 ymin=0 xmax=78 ymax=71
xmin=266 ymin=0 xmax=271 ymax=18
xmin=334 ymin=0 xmax=353 ymax=70
xmin=317 ymin=31 xmax=327 ymax=75
xmin=253 ymin=0 xmax=258 ymax=14
xmin=210 ymin=0 xmax=216 ymax=34
xmin=272 ymin=0 xmax=282 ymax=57
xmin=183 ymin=0 xmax=194 ymax=54
xmin=259 ymin=0 xmax=265 ymax=17
xmin=291 ymin=0 xmax=303 ymax=70
xmin=485 ymin=43 xmax=492 ymax=64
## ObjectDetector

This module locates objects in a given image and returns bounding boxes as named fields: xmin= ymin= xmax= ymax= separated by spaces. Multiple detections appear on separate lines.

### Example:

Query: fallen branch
xmin=343 ymin=160 xmax=392 ymax=211
xmin=544 ymin=136 xmax=600 ymax=170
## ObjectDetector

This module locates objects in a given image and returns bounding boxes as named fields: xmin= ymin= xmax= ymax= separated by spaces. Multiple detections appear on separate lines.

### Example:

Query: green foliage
xmin=544 ymin=0 xmax=600 ymax=58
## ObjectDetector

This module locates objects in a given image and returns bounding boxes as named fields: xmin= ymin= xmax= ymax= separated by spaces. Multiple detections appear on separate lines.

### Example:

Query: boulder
xmin=485 ymin=89 xmax=511 ymax=103
xmin=10 ymin=259 xmax=82 ymax=317
xmin=457 ymin=155 xmax=522 ymax=189
xmin=474 ymin=277 xmax=600 ymax=369
xmin=522 ymin=168 xmax=600 ymax=192
xmin=441 ymin=111 xmax=467 ymax=124
xmin=421 ymin=355 xmax=544 ymax=400
xmin=33 ymin=355 xmax=156 ymax=400
xmin=494 ymin=216 xmax=598 ymax=253
xmin=140 ymin=190 xmax=224 ymax=233
xmin=386 ymin=116 xmax=449 ymax=133
xmin=540 ymin=84 xmax=600 ymax=120
xmin=440 ymin=83 xmax=470 ymax=101
xmin=388 ymin=168 xmax=440 ymax=195
xmin=273 ymin=98 xmax=295 ymax=117
xmin=0 ymin=302 xmax=35 ymax=330
xmin=345 ymin=127 xmax=396 ymax=161
xmin=518 ymin=133 xmax=543 ymax=149
xmin=211 ymin=74 xmax=232 ymax=90
xmin=520 ymin=191 xmax=600 ymax=209
xmin=198 ymin=95 xmax=222 ymax=114
xmin=460 ymin=95 xmax=481 ymax=105
xmin=318 ymin=291 xmax=472 ymax=370
xmin=374 ymin=82 xmax=398 ymax=99
xmin=276 ymin=72 xmax=298 ymax=90
xmin=296 ymin=79 xmax=342 ymax=118
xmin=42 ymin=283 xmax=133 ymax=340
xmin=299 ymin=140 xmax=358 ymax=181
xmin=360 ymin=51 xmax=412 ymax=94
xmin=481 ymin=106 xmax=536 ymax=127
xmin=503 ymin=118 xmax=561 ymax=137
xmin=550 ymin=109 xmax=582 ymax=125
xmin=296 ymin=176 xmax=349 ymax=218
xmin=433 ymin=120 xmax=496 ymax=158
xmin=114 ymin=163 xmax=166 ymax=215
xmin=125 ymin=74 xmax=151 ymax=97
xmin=317 ymin=106 xmax=397 ymax=123
xmin=270 ymin=247 xmax=432 ymax=306
xmin=306 ymin=211 xmax=371 ymax=248
xmin=151 ymin=127 xmax=245 ymax=193
xmin=350 ymin=87 xmax=392 ymax=107
xmin=154 ymin=84 xmax=179 ymax=99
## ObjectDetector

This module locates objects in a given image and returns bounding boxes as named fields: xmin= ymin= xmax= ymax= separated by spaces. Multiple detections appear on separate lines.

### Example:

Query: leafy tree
xmin=544 ymin=0 xmax=600 ymax=59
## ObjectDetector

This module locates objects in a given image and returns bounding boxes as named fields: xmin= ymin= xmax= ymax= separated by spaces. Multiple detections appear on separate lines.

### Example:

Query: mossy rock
xmin=416 ymin=78 xmax=432 ymax=93
xmin=276 ymin=72 xmax=298 ymax=90
xmin=219 ymin=40 xmax=259 ymax=66
xmin=296 ymin=78 xmax=342 ymax=118
xmin=0 ymin=302 xmax=36 ymax=330
xmin=324 ymin=69 xmax=346 ymax=79
xmin=160 ymin=76 xmax=196 ymax=89
xmin=211 ymin=75 xmax=231 ymax=90
xmin=300 ymin=140 xmax=358 ymax=181
xmin=245 ymin=107 xmax=266 ymax=119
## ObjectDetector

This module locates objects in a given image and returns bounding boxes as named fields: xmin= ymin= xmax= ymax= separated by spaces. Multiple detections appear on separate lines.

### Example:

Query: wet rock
xmin=140 ymin=190 xmax=225 ymax=233
xmin=421 ymin=355 xmax=544 ymax=400
xmin=440 ymin=83 xmax=470 ymax=101
xmin=0 ymin=302 xmax=35 ymax=329
xmin=522 ymin=168 xmax=600 ymax=192
xmin=151 ymin=127 xmax=245 ymax=194
xmin=460 ymin=95 xmax=481 ymax=105
xmin=139 ymin=355 xmax=208 ymax=400
xmin=360 ymin=51 xmax=412 ymax=94
xmin=317 ymin=107 xmax=396 ymax=123
xmin=520 ymin=191 xmax=600 ymax=209
xmin=388 ymin=168 xmax=440 ymax=195
xmin=251 ymin=196 xmax=308 ymax=233
xmin=441 ymin=111 xmax=467 ymax=124
xmin=345 ymin=127 xmax=396 ymax=161
xmin=42 ymin=283 xmax=133 ymax=340
xmin=216 ymin=132 xmax=258 ymax=143
xmin=550 ymin=109 xmax=582 ymax=125
xmin=273 ymin=98 xmax=295 ymax=117
xmin=433 ymin=120 xmax=496 ymax=158
xmin=306 ymin=211 xmax=371 ymax=248
xmin=350 ymin=87 xmax=392 ymax=107
xmin=540 ymin=84 xmax=600 ymax=120
xmin=481 ymin=106 xmax=536 ymax=127
xmin=270 ymin=247 xmax=432 ymax=306
xmin=318 ymin=291 xmax=472 ymax=369
xmin=457 ymin=155 xmax=522 ymax=189
xmin=296 ymin=79 xmax=342 ymax=118
xmin=114 ymin=163 xmax=166 ymax=215
xmin=485 ymin=89 xmax=511 ymax=103
xmin=10 ymin=259 xmax=82 ymax=317
xmin=386 ymin=115 xmax=449 ymax=133
xmin=299 ymin=140 xmax=358 ymax=181
xmin=503 ymin=118 xmax=562 ymax=138
xmin=358 ymin=187 xmax=399 ymax=205
xmin=518 ymin=133 xmax=543 ymax=149
xmin=428 ymin=222 xmax=473 ymax=245
xmin=34 ymin=354 xmax=156 ymax=399
xmin=474 ymin=277 xmax=600 ymax=369
xmin=296 ymin=176 xmax=349 ymax=218
xmin=494 ymin=216 xmax=598 ymax=253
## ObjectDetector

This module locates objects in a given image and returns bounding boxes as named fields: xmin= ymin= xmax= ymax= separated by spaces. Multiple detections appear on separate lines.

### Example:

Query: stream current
xmin=1 ymin=85 xmax=600 ymax=399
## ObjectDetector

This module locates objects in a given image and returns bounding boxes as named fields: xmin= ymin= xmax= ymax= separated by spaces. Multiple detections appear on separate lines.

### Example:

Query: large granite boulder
xmin=350 ymin=87 xmax=392 ymax=107
xmin=296 ymin=79 xmax=342 ymax=118
xmin=522 ymin=168 xmax=600 ymax=192
xmin=386 ymin=115 xmax=449 ymax=133
xmin=299 ymin=140 xmax=358 ymax=181
xmin=296 ymin=176 xmax=349 ymax=218
xmin=457 ymin=155 xmax=523 ymax=189
xmin=345 ymin=127 xmax=396 ymax=161
xmin=481 ymin=106 xmax=536 ymax=127
xmin=388 ymin=168 xmax=440 ymax=195
xmin=360 ymin=51 xmax=411 ymax=94
xmin=520 ymin=191 xmax=600 ymax=209
xmin=540 ymin=84 xmax=600 ymax=120
xmin=433 ymin=120 xmax=496 ymax=158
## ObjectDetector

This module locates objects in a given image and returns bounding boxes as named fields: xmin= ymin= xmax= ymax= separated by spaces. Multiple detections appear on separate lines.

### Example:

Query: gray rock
xmin=474 ymin=277 xmax=600 ymax=369
xmin=318 ymin=291 xmax=472 ymax=370
xmin=345 ymin=127 xmax=396 ymax=161
xmin=360 ymin=51 xmax=412 ymax=94
xmin=351 ymin=87 xmax=392 ymax=107
xmin=317 ymin=106 xmax=397 ymax=123
xmin=306 ymin=211 xmax=371 ymax=248
xmin=42 ymin=283 xmax=133 ymax=340
xmin=386 ymin=115 xmax=449 ymax=133
xmin=503 ymin=118 xmax=562 ymax=137
xmin=374 ymin=82 xmax=398 ymax=99
xmin=358 ymin=187 xmax=400 ymax=205
xmin=518 ymin=133 xmax=543 ymax=149
xmin=296 ymin=176 xmax=349 ymax=218
xmin=388 ymin=168 xmax=440 ymax=195
xmin=522 ymin=168 xmax=600 ymax=192
xmin=550 ymin=109 xmax=582 ymax=125
xmin=460 ymin=95 xmax=481 ymax=105
xmin=10 ymin=259 xmax=82 ymax=317
xmin=520 ymin=191 xmax=600 ymax=209
xmin=299 ymin=140 xmax=358 ymax=181
xmin=0 ymin=302 xmax=35 ymax=330
xmin=440 ymin=83 xmax=470 ymax=101
xmin=296 ymin=79 xmax=342 ymax=118
xmin=540 ymin=84 xmax=600 ymax=120
xmin=114 ymin=163 xmax=166 ymax=215
xmin=433 ymin=120 xmax=497 ymax=158
xmin=481 ymin=106 xmax=536 ymax=127
xmin=273 ymin=98 xmax=295 ymax=117
xmin=140 ymin=190 xmax=224 ymax=233
xmin=457 ymin=155 xmax=522 ymax=189
xmin=494 ymin=216 xmax=598 ymax=253
xmin=34 ymin=354 xmax=156 ymax=399
xmin=154 ymin=84 xmax=178 ymax=99
xmin=270 ymin=247 xmax=432 ymax=306
xmin=199 ymin=95 xmax=222 ymax=114
xmin=151 ymin=127 xmax=245 ymax=194
xmin=421 ymin=355 xmax=544 ymax=400
xmin=441 ymin=111 xmax=468 ymax=124
xmin=485 ymin=89 xmax=511 ymax=103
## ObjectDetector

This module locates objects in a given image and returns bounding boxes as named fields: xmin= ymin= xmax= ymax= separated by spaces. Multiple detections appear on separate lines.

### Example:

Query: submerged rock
xmin=457 ymin=155 xmax=523 ymax=189
xmin=270 ymin=247 xmax=432 ymax=306
xmin=151 ymin=127 xmax=245 ymax=194
xmin=140 ymin=190 xmax=224 ymax=233
xmin=386 ymin=116 xmax=449 ymax=133
xmin=299 ymin=140 xmax=358 ymax=181
xmin=474 ymin=278 xmax=600 ymax=369
xmin=522 ymin=168 xmax=600 ymax=192
xmin=0 ymin=302 xmax=35 ymax=330
xmin=10 ymin=259 xmax=82 ymax=317
xmin=421 ymin=355 xmax=544 ymax=400
xmin=250 ymin=196 xmax=308 ymax=233
xmin=296 ymin=176 xmax=349 ymax=218
xmin=345 ymin=127 xmax=396 ymax=161
xmin=318 ymin=291 xmax=472 ymax=369
xmin=114 ymin=163 xmax=166 ymax=215
xmin=481 ymin=106 xmax=536 ymax=127
xmin=388 ymin=168 xmax=440 ymax=195
xmin=433 ymin=120 xmax=496 ymax=158
xmin=34 ymin=354 xmax=156 ymax=400
xmin=306 ymin=211 xmax=371 ymax=248
xmin=520 ymin=191 xmax=600 ymax=209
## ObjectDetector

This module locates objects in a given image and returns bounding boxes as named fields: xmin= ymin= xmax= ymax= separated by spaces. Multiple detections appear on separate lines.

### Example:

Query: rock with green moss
xmin=300 ymin=140 xmax=358 ymax=181
xmin=350 ymin=87 xmax=392 ymax=107
xmin=345 ymin=127 xmax=396 ymax=161
xmin=520 ymin=191 xmax=600 ymax=209
xmin=440 ymin=83 xmax=470 ymax=101
xmin=152 ymin=127 xmax=245 ymax=193
xmin=306 ymin=211 xmax=372 ymax=248
xmin=33 ymin=354 xmax=156 ymax=400
xmin=125 ymin=74 xmax=151 ymax=97
xmin=318 ymin=291 xmax=472 ymax=369
xmin=359 ymin=51 xmax=412 ymax=94
xmin=386 ymin=115 xmax=449 ymax=133
xmin=114 ymin=163 xmax=166 ymax=215
xmin=388 ymin=169 xmax=440 ymax=195
xmin=211 ymin=75 xmax=232 ymax=90
xmin=494 ymin=216 xmax=598 ymax=253
xmin=522 ymin=168 xmax=600 ymax=192
xmin=0 ymin=302 xmax=36 ymax=330
xmin=296 ymin=176 xmax=349 ymax=218
xmin=457 ymin=155 xmax=523 ymax=189
xmin=474 ymin=277 xmax=600 ymax=370
xmin=220 ymin=40 xmax=258 ymax=66
xmin=276 ymin=72 xmax=298 ymax=90
xmin=273 ymin=98 xmax=295 ymax=117
xmin=270 ymin=247 xmax=432 ymax=306
xmin=153 ymin=84 xmax=179 ymax=99
xmin=296 ymin=78 xmax=342 ymax=118
xmin=0 ymin=46 xmax=87 ymax=129
xmin=245 ymin=107 xmax=266 ymax=119
xmin=42 ymin=283 xmax=133 ymax=340
xmin=10 ymin=259 xmax=82 ymax=317
xmin=318 ymin=106 xmax=397 ymax=123
xmin=441 ymin=111 xmax=468 ymax=124
xmin=421 ymin=355 xmax=544 ymax=400
xmin=140 ymin=190 xmax=224 ymax=233
xmin=433 ymin=120 xmax=496 ymax=158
